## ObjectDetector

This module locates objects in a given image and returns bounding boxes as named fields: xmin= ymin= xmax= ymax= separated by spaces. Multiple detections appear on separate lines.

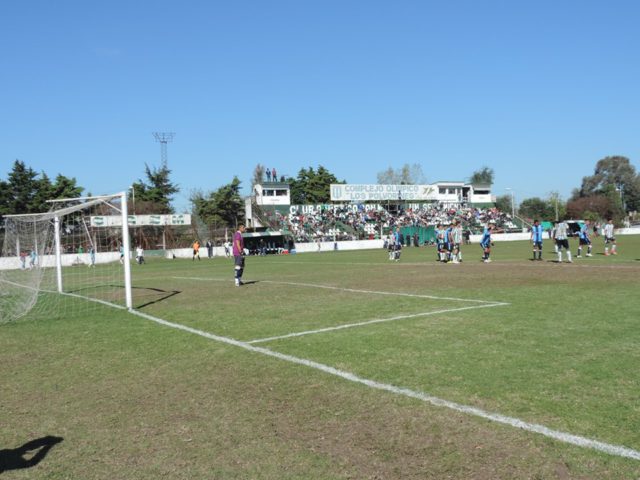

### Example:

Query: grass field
xmin=2 ymin=236 xmax=640 ymax=479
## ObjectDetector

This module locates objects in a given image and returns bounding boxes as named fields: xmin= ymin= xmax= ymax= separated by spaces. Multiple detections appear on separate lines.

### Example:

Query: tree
xmin=576 ymin=156 xmax=640 ymax=212
xmin=376 ymin=163 xmax=426 ymax=185
xmin=518 ymin=197 xmax=554 ymax=221
xmin=133 ymin=163 xmax=179 ymax=213
xmin=0 ymin=179 xmax=10 ymax=220
xmin=566 ymin=195 xmax=619 ymax=222
xmin=0 ymin=161 xmax=84 ymax=223
xmin=50 ymin=174 xmax=83 ymax=200
xmin=5 ymin=160 xmax=40 ymax=214
xmin=191 ymin=177 xmax=244 ymax=229
xmin=518 ymin=193 xmax=567 ymax=221
xmin=495 ymin=194 xmax=512 ymax=215
xmin=287 ymin=166 xmax=344 ymax=204
xmin=546 ymin=191 xmax=566 ymax=221
xmin=251 ymin=164 xmax=266 ymax=189
xmin=31 ymin=172 xmax=54 ymax=213
xmin=469 ymin=167 xmax=494 ymax=185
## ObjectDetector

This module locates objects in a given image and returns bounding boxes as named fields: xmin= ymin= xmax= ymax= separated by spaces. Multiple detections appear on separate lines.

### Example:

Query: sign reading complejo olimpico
xmin=330 ymin=184 xmax=437 ymax=202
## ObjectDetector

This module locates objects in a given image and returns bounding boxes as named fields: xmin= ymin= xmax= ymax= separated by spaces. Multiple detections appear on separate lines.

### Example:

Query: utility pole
xmin=505 ymin=187 xmax=515 ymax=218
xmin=129 ymin=185 xmax=136 ymax=214
xmin=152 ymin=132 xmax=175 ymax=168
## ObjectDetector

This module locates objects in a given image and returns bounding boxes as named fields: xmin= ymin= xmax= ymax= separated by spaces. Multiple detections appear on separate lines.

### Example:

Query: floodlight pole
xmin=54 ymin=216 xmax=63 ymax=293
xmin=121 ymin=191 xmax=133 ymax=310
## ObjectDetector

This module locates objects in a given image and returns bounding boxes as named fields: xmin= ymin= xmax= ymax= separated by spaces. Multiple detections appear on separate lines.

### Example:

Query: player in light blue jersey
xmin=444 ymin=225 xmax=453 ymax=262
xmin=29 ymin=249 xmax=37 ymax=269
xmin=480 ymin=223 xmax=503 ymax=263
xmin=576 ymin=220 xmax=592 ymax=258
xmin=480 ymin=224 xmax=493 ymax=263
xmin=392 ymin=227 xmax=402 ymax=261
xmin=530 ymin=220 xmax=544 ymax=261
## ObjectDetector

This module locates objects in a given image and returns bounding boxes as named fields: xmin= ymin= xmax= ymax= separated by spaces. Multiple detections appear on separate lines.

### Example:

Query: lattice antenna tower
xmin=152 ymin=132 xmax=175 ymax=168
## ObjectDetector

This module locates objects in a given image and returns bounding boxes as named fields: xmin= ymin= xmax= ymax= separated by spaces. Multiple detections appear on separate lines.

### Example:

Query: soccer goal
xmin=0 ymin=192 xmax=132 ymax=323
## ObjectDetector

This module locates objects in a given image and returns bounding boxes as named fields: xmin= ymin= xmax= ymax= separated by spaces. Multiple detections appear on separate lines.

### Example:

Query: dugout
xmin=383 ymin=226 xmax=437 ymax=246
xmin=243 ymin=230 xmax=295 ymax=254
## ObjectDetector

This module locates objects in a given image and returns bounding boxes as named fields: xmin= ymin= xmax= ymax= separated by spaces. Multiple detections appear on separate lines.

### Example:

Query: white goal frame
xmin=4 ymin=191 xmax=133 ymax=311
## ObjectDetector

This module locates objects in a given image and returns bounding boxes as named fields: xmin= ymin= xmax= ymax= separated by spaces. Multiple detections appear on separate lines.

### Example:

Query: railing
xmin=250 ymin=200 xmax=281 ymax=230
xmin=512 ymin=215 xmax=533 ymax=231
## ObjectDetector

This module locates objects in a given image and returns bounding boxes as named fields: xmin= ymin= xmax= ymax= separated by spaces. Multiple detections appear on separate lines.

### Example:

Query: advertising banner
xmin=330 ymin=184 xmax=437 ymax=202
xmin=90 ymin=214 xmax=191 ymax=227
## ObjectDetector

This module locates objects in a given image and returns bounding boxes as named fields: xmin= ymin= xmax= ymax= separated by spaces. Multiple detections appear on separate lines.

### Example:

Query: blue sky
xmin=1 ymin=0 xmax=639 ymax=212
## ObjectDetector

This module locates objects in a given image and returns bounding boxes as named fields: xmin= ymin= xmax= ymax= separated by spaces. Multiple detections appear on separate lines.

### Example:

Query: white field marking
xmin=247 ymin=302 xmax=508 ymax=344
xmin=76 ymin=300 xmax=638 ymax=461
xmin=245 ymin=259 xmax=640 ymax=271
xmin=171 ymin=276 xmax=502 ymax=305
xmin=16 ymin=282 xmax=640 ymax=461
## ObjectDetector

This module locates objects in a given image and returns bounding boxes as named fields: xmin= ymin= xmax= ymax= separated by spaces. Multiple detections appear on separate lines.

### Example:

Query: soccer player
xmin=576 ymin=220 xmax=593 ymax=258
xmin=444 ymin=224 xmax=453 ymax=263
xmin=28 ymin=249 xmax=37 ymax=269
xmin=136 ymin=245 xmax=145 ymax=264
xmin=553 ymin=218 xmax=572 ymax=263
xmin=435 ymin=224 xmax=446 ymax=262
xmin=530 ymin=220 xmax=544 ymax=261
xmin=192 ymin=240 xmax=201 ymax=261
xmin=393 ymin=227 xmax=402 ymax=261
xmin=119 ymin=244 xmax=124 ymax=264
xmin=233 ymin=224 xmax=246 ymax=286
xmin=450 ymin=220 xmax=463 ymax=263
xmin=480 ymin=224 xmax=494 ymax=263
xmin=603 ymin=219 xmax=617 ymax=255
xmin=88 ymin=246 xmax=96 ymax=267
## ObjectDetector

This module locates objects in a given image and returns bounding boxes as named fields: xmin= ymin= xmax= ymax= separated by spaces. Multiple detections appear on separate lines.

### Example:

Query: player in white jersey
xmin=603 ymin=219 xmax=617 ymax=255
xmin=552 ymin=219 xmax=572 ymax=263
xmin=450 ymin=220 xmax=463 ymax=263
xmin=388 ymin=230 xmax=396 ymax=260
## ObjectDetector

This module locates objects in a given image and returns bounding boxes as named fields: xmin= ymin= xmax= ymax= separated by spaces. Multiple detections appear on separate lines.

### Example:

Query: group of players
xmin=387 ymin=219 xmax=470 ymax=263
xmin=385 ymin=218 xmax=619 ymax=264
xmin=531 ymin=218 xmax=618 ymax=263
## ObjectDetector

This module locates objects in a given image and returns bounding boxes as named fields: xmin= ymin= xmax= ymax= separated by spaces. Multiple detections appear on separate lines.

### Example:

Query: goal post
xmin=0 ymin=192 xmax=133 ymax=323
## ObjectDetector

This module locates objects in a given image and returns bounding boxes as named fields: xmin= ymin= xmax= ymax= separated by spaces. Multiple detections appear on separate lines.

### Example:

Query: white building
xmin=329 ymin=182 xmax=494 ymax=205
xmin=246 ymin=182 xmax=292 ymax=229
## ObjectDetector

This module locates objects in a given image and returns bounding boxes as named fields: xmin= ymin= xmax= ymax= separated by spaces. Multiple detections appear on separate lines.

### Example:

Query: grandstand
xmin=246 ymin=180 xmax=519 ymax=248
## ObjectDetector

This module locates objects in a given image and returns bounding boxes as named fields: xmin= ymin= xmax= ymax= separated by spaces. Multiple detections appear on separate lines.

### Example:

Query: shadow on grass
xmin=65 ymin=285 xmax=181 ymax=309
xmin=0 ymin=435 xmax=63 ymax=474
xmin=135 ymin=287 xmax=181 ymax=309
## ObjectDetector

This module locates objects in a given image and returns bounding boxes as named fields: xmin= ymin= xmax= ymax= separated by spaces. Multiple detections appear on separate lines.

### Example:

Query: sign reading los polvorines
xmin=330 ymin=184 xmax=437 ymax=202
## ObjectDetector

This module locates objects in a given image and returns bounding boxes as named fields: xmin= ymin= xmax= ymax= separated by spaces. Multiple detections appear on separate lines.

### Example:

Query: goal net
xmin=0 ymin=193 xmax=132 ymax=323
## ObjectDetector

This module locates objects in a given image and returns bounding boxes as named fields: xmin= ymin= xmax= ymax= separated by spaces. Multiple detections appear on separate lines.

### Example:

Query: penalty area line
xmin=247 ymin=302 xmax=509 ymax=344
xmin=122 ymin=306 xmax=640 ymax=462
xmin=171 ymin=276 xmax=502 ymax=305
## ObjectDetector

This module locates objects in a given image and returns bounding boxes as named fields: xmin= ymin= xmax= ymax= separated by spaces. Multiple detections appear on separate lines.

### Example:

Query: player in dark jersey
xmin=435 ymin=224 xmax=446 ymax=262
xmin=233 ymin=224 xmax=246 ymax=286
